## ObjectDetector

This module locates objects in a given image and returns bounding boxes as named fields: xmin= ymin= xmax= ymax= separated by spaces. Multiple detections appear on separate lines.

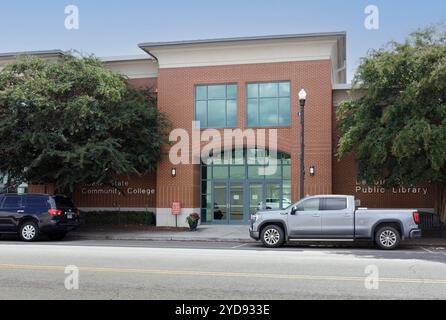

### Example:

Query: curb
xmin=69 ymin=234 xmax=446 ymax=247
xmin=69 ymin=234 xmax=254 ymax=243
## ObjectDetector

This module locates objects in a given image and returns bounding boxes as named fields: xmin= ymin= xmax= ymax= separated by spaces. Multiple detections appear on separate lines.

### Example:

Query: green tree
xmin=0 ymin=55 xmax=170 ymax=194
xmin=337 ymin=26 xmax=446 ymax=223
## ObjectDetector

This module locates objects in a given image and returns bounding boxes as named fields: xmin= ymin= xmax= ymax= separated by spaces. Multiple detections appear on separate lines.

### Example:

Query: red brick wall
xmin=156 ymin=60 xmax=334 ymax=208
xmin=332 ymin=106 xmax=435 ymax=209
xmin=73 ymin=173 xmax=157 ymax=208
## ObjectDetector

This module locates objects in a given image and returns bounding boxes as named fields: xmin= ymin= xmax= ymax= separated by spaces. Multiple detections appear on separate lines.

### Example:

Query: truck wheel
xmin=261 ymin=225 xmax=285 ymax=248
xmin=19 ymin=221 xmax=40 ymax=242
xmin=375 ymin=226 xmax=401 ymax=250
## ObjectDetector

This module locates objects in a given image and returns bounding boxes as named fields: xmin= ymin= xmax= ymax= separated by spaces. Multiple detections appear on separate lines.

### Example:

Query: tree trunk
xmin=435 ymin=182 xmax=446 ymax=224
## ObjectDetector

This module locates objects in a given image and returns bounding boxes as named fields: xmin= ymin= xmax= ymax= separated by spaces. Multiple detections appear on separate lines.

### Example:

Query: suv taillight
xmin=48 ymin=209 xmax=63 ymax=216
xmin=413 ymin=211 xmax=420 ymax=225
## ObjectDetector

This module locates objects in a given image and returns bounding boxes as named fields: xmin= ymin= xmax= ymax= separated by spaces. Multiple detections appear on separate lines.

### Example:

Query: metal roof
xmin=139 ymin=31 xmax=346 ymax=49
xmin=0 ymin=50 xmax=66 ymax=59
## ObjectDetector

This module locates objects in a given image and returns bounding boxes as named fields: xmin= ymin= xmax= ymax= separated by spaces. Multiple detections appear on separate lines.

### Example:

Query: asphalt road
xmin=0 ymin=237 xmax=446 ymax=300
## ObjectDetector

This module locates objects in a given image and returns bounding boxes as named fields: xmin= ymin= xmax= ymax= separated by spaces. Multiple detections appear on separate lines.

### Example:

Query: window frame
xmin=246 ymin=81 xmax=291 ymax=127
xmin=296 ymin=198 xmax=321 ymax=212
xmin=194 ymin=83 xmax=238 ymax=129
xmin=321 ymin=198 xmax=348 ymax=211
xmin=1 ymin=195 xmax=23 ymax=209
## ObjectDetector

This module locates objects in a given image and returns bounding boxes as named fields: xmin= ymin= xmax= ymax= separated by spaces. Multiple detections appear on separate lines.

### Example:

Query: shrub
xmin=81 ymin=211 xmax=156 ymax=226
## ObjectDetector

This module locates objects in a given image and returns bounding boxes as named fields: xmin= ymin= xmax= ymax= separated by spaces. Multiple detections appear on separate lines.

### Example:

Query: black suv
xmin=0 ymin=194 xmax=80 ymax=241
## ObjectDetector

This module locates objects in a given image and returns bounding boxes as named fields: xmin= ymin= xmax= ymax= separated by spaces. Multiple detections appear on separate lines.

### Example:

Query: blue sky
xmin=0 ymin=0 xmax=445 ymax=81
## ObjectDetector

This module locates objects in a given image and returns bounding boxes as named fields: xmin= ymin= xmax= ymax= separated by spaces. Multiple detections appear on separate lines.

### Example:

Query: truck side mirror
xmin=291 ymin=206 xmax=298 ymax=215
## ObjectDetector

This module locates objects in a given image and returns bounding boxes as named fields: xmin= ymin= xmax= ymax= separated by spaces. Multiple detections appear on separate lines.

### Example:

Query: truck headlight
xmin=251 ymin=214 xmax=259 ymax=222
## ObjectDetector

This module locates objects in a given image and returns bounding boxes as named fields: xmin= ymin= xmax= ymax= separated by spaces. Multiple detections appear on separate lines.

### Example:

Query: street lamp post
xmin=299 ymin=89 xmax=307 ymax=200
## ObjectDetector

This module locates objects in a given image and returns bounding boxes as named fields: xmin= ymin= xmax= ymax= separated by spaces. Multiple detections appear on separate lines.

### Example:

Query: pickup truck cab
xmin=249 ymin=195 xmax=422 ymax=250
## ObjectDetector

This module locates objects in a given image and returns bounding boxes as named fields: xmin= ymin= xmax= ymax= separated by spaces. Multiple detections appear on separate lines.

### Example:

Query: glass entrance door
xmin=249 ymin=183 xmax=264 ymax=215
xmin=212 ymin=181 xmax=247 ymax=224
xmin=212 ymin=182 xmax=228 ymax=223
xmin=229 ymin=182 xmax=244 ymax=223
xmin=249 ymin=181 xmax=289 ymax=213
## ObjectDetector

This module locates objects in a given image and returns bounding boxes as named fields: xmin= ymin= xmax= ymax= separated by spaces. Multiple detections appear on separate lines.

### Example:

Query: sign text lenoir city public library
xmin=355 ymin=180 xmax=429 ymax=195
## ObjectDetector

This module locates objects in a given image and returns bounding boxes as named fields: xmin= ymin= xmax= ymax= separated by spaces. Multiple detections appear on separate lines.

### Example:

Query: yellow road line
xmin=1 ymin=263 xmax=446 ymax=285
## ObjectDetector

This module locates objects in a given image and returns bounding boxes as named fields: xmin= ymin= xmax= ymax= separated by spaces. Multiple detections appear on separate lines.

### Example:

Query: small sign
xmin=172 ymin=202 xmax=181 ymax=215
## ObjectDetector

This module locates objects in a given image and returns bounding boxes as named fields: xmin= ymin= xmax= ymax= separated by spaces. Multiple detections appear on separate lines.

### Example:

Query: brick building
xmin=1 ymin=32 xmax=436 ymax=227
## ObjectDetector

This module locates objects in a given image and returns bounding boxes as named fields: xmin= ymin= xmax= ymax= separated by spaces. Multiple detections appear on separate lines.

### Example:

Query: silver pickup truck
xmin=249 ymin=195 xmax=422 ymax=250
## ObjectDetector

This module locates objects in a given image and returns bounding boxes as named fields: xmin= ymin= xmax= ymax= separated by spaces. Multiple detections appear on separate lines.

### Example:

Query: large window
xmin=247 ymin=81 xmax=291 ymax=127
xmin=200 ymin=148 xmax=292 ymax=223
xmin=195 ymin=84 xmax=238 ymax=128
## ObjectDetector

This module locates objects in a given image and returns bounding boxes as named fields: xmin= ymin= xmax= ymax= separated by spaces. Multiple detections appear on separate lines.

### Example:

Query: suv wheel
xmin=261 ymin=225 xmax=285 ymax=248
xmin=375 ymin=226 xmax=401 ymax=250
xmin=19 ymin=221 xmax=39 ymax=242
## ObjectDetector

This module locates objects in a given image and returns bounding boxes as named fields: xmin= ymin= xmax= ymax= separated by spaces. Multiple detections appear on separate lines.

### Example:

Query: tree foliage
xmin=337 ymin=26 xmax=446 ymax=221
xmin=0 ymin=55 xmax=170 ymax=194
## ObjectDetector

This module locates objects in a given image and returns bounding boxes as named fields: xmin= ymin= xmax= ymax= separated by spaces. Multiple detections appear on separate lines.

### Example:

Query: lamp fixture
xmin=309 ymin=166 xmax=315 ymax=177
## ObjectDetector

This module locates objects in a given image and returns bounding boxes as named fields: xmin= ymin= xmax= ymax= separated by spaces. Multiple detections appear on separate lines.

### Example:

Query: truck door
xmin=320 ymin=197 xmax=354 ymax=238
xmin=288 ymin=198 xmax=322 ymax=237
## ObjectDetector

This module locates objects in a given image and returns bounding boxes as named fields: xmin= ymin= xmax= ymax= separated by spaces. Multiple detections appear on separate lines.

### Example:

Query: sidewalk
xmin=70 ymin=225 xmax=253 ymax=242
xmin=69 ymin=225 xmax=446 ymax=247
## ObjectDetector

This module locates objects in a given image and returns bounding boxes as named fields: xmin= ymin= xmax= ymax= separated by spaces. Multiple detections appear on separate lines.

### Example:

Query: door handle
xmin=17 ymin=210 xmax=24 ymax=213
xmin=312 ymin=214 xmax=320 ymax=218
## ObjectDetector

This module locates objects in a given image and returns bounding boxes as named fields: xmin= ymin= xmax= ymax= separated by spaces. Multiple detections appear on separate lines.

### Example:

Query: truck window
xmin=297 ymin=198 xmax=320 ymax=211
xmin=323 ymin=198 xmax=347 ymax=211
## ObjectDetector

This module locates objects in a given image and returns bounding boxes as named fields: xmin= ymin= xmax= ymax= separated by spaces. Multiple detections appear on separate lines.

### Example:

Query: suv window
xmin=296 ymin=198 xmax=320 ymax=211
xmin=2 ymin=195 xmax=22 ymax=209
xmin=53 ymin=196 xmax=75 ymax=209
xmin=24 ymin=196 xmax=50 ymax=209
xmin=323 ymin=198 xmax=347 ymax=211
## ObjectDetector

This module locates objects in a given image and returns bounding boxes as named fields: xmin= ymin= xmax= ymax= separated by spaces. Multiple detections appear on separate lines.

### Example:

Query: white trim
xmin=100 ymin=54 xmax=153 ymax=62
xmin=156 ymin=208 xmax=200 ymax=228
xmin=149 ymin=39 xmax=339 ymax=69
xmin=102 ymin=59 xmax=159 ymax=79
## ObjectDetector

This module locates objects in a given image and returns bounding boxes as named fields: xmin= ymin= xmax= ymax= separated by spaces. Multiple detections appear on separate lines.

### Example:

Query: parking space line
xmin=420 ymin=247 xmax=434 ymax=253
xmin=231 ymin=243 xmax=249 ymax=249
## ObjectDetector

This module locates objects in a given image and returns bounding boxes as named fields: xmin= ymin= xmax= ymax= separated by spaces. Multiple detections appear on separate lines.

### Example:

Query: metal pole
xmin=300 ymin=99 xmax=306 ymax=199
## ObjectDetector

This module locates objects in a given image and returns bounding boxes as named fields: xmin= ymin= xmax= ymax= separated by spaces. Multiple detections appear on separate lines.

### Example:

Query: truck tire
xmin=375 ymin=226 xmax=401 ymax=250
xmin=261 ymin=225 xmax=285 ymax=248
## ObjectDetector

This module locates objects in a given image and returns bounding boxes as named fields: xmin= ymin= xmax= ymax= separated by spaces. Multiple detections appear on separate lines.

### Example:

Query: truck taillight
xmin=76 ymin=208 xmax=80 ymax=216
xmin=413 ymin=211 xmax=420 ymax=225
xmin=48 ymin=209 xmax=63 ymax=216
